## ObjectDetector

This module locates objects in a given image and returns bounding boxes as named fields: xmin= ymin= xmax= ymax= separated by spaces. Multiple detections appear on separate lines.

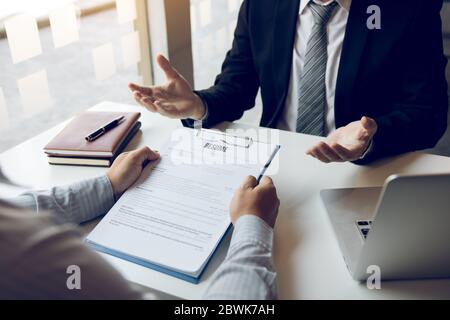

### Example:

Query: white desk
xmin=2 ymin=101 xmax=450 ymax=299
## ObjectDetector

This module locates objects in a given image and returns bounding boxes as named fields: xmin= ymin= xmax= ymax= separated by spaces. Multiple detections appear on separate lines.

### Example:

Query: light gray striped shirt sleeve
xmin=3 ymin=176 xmax=277 ymax=300
xmin=6 ymin=175 xmax=115 ymax=224
xmin=203 ymin=215 xmax=277 ymax=300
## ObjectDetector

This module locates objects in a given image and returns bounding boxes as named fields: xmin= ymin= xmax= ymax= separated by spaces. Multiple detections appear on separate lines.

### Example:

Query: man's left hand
xmin=306 ymin=116 xmax=378 ymax=163
xmin=107 ymin=146 xmax=160 ymax=198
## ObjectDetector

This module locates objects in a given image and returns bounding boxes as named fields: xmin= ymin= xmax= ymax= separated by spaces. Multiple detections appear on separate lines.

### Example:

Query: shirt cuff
xmin=359 ymin=139 xmax=374 ymax=160
xmin=229 ymin=215 xmax=274 ymax=252
xmin=192 ymin=94 xmax=209 ymax=123
xmin=199 ymin=103 xmax=209 ymax=121
xmin=65 ymin=175 xmax=116 ymax=223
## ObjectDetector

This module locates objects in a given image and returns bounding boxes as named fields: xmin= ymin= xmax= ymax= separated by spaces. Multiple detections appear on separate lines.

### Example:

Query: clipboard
xmin=195 ymin=128 xmax=254 ymax=149
xmin=86 ymin=127 xmax=281 ymax=283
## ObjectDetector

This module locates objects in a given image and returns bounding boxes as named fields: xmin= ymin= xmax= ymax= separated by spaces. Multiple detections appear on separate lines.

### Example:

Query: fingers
xmin=130 ymin=146 xmax=160 ymax=164
xmin=153 ymin=101 xmax=180 ymax=118
xmin=241 ymin=175 xmax=258 ymax=189
xmin=305 ymin=117 xmax=377 ymax=164
xmin=318 ymin=142 xmax=346 ymax=162
xmin=306 ymin=141 xmax=362 ymax=162
xmin=114 ymin=152 xmax=128 ymax=162
xmin=256 ymin=176 xmax=277 ymax=194
xmin=132 ymin=90 xmax=181 ymax=119
xmin=258 ymin=176 xmax=274 ymax=187
xmin=146 ymin=147 xmax=160 ymax=161
xmin=330 ymin=143 xmax=355 ymax=161
xmin=133 ymin=91 xmax=157 ymax=112
xmin=128 ymin=83 xmax=153 ymax=96
xmin=307 ymin=142 xmax=343 ymax=163
xmin=308 ymin=147 xmax=331 ymax=163
xmin=156 ymin=54 xmax=179 ymax=80
xmin=360 ymin=116 xmax=378 ymax=135
xmin=354 ymin=117 xmax=377 ymax=143
xmin=257 ymin=176 xmax=280 ymax=209
xmin=130 ymin=83 xmax=168 ymax=100
xmin=130 ymin=84 xmax=173 ymax=115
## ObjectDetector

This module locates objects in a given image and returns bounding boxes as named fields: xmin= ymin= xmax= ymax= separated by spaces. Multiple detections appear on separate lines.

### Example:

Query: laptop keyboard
xmin=356 ymin=220 xmax=373 ymax=240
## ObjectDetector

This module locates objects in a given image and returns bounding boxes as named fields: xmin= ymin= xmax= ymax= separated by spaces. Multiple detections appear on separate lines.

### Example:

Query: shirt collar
xmin=300 ymin=0 xmax=352 ymax=14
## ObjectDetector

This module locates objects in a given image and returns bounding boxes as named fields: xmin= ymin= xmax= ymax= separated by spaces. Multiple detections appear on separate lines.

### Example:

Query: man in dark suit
xmin=129 ymin=0 xmax=448 ymax=164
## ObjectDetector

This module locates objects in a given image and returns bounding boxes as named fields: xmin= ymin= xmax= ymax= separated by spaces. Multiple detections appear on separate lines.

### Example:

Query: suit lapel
xmin=335 ymin=0 xmax=370 ymax=125
xmin=269 ymin=0 xmax=301 ymax=126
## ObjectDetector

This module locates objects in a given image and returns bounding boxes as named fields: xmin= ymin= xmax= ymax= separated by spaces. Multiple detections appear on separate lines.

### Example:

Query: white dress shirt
xmin=278 ymin=0 xmax=352 ymax=133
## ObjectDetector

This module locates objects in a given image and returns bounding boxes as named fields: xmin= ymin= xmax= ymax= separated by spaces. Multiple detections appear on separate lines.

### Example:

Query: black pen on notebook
xmin=85 ymin=116 xmax=125 ymax=142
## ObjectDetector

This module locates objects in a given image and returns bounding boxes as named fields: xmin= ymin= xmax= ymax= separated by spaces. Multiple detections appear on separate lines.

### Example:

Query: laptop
xmin=320 ymin=173 xmax=450 ymax=282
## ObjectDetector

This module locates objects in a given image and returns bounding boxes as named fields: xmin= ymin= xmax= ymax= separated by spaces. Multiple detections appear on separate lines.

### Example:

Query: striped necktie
xmin=296 ymin=1 xmax=338 ymax=136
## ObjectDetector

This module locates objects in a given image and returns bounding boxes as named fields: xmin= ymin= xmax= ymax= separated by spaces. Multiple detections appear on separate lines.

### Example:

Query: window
xmin=0 ymin=0 xmax=148 ymax=152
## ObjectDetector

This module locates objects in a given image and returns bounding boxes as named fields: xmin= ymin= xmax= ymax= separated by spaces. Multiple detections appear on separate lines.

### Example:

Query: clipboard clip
xmin=195 ymin=129 xmax=254 ymax=149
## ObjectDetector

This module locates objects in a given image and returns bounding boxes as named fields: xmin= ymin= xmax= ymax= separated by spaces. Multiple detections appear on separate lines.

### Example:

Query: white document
xmin=87 ymin=128 xmax=280 ymax=279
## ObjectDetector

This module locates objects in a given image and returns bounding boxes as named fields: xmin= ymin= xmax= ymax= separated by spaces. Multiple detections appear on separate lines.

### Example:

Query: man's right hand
xmin=230 ymin=176 xmax=280 ymax=228
xmin=128 ymin=54 xmax=206 ymax=120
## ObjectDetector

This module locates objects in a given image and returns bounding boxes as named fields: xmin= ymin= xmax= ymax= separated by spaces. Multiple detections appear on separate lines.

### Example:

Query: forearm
xmin=6 ymin=175 xmax=115 ymax=224
xmin=203 ymin=215 xmax=277 ymax=300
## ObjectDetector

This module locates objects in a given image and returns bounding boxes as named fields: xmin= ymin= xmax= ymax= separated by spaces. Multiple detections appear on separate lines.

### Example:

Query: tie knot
xmin=309 ymin=1 xmax=338 ymax=26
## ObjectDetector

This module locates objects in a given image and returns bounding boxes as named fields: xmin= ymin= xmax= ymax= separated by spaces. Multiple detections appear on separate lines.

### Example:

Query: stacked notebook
xmin=44 ymin=111 xmax=141 ymax=167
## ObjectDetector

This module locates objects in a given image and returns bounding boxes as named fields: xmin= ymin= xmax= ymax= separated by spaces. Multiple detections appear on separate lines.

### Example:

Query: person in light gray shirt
xmin=0 ymin=146 xmax=279 ymax=299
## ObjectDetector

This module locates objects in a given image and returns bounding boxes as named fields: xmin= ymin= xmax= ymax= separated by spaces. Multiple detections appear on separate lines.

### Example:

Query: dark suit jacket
xmin=183 ymin=0 xmax=449 ymax=164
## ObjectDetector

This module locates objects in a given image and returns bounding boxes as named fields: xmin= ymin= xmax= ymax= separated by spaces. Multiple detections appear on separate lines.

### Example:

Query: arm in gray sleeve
xmin=203 ymin=215 xmax=277 ymax=300
xmin=6 ymin=175 xmax=115 ymax=224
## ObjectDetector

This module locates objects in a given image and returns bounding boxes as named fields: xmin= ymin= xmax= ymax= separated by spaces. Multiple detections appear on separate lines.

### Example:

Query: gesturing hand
xmin=306 ymin=116 xmax=378 ymax=163
xmin=230 ymin=176 xmax=280 ymax=228
xmin=107 ymin=146 xmax=160 ymax=198
xmin=128 ymin=54 xmax=206 ymax=120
